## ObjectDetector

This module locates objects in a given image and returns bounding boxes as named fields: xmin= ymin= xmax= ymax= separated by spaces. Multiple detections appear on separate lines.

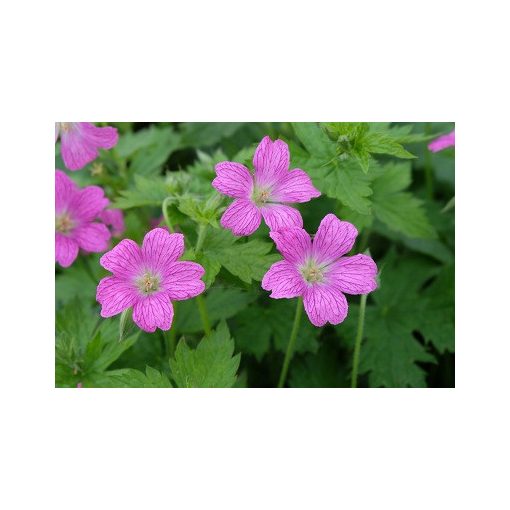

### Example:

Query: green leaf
xmin=169 ymin=321 xmax=241 ymax=388
xmin=56 ymin=299 xmax=139 ymax=387
xmin=364 ymin=132 xmax=416 ymax=159
xmin=292 ymin=122 xmax=336 ymax=161
xmin=113 ymin=174 xmax=170 ymax=209
xmin=180 ymin=123 xmax=245 ymax=147
xmin=173 ymin=287 xmax=258 ymax=334
xmin=289 ymin=343 xmax=349 ymax=388
xmin=129 ymin=127 xmax=181 ymax=176
xmin=197 ymin=228 xmax=280 ymax=285
xmin=101 ymin=366 xmax=173 ymax=388
xmin=234 ymin=300 xmax=320 ymax=359
xmin=309 ymin=159 xmax=373 ymax=214
xmin=371 ymin=162 xmax=436 ymax=239
xmin=339 ymin=253 xmax=438 ymax=387
xmin=419 ymin=265 xmax=455 ymax=353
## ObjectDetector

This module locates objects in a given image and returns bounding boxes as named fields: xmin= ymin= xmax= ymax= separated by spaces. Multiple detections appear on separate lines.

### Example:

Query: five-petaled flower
xmin=96 ymin=228 xmax=206 ymax=333
xmin=55 ymin=170 xmax=111 ymax=268
xmin=262 ymin=214 xmax=378 ymax=327
xmin=428 ymin=130 xmax=455 ymax=153
xmin=212 ymin=135 xmax=321 ymax=236
xmin=55 ymin=122 xmax=118 ymax=171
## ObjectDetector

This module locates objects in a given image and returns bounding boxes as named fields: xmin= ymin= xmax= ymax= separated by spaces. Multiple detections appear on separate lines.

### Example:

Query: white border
xmin=2 ymin=1 xmax=509 ymax=509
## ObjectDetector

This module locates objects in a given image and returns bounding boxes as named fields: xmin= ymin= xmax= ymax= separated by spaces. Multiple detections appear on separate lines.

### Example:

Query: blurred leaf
xmin=113 ymin=174 xmax=170 ymax=209
xmin=169 ymin=321 xmax=240 ymax=387
xmin=180 ymin=123 xmax=245 ymax=147
xmin=234 ymin=299 xmax=320 ymax=359
xmin=173 ymin=287 xmax=258 ymax=334
xmin=289 ymin=343 xmax=349 ymax=387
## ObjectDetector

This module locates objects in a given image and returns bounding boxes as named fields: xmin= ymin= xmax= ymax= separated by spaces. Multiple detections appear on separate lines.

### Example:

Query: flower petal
xmin=213 ymin=162 xmax=253 ymax=198
xmin=313 ymin=214 xmax=358 ymax=264
xmin=269 ymin=227 xmax=312 ymax=265
xmin=428 ymin=131 xmax=455 ymax=153
xmin=253 ymin=136 xmax=290 ymax=187
xmin=271 ymin=169 xmax=321 ymax=203
xmin=327 ymin=254 xmax=378 ymax=295
xmin=96 ymin=276 xmax=138 ymax=317
xmin=163 ymin=261 xmax=206 ymax=300
xmin=220 ymin=199 xmax=262 ymax=236
xmin=74 ymin=223 xmax=111 ymax=253
xmin=100 ymin=208 xmax=125 ymax=237
xmin=55 ymin=169 xmax=77 ymax=213
xmin=69 ymin=185 xmax=109 ymax=222
xmin=142 ymin=229 xmax=185 ymax=271
xmin=132 ymin=294 xmax=174 ymax=333
xmin=303 ymin=284 xmax=348 ymax=327
xmin=262 ymin=260 xmax=306 ymax=298
xmin=55 ymin=234 xmax=79 ymax=267
xmin=60 ymin=122 xmax=118 ymax=171
xmin=261 ymin=204 xmax=303 ymax=231
xmin=100 ymin=239 xmax=143 ymax=277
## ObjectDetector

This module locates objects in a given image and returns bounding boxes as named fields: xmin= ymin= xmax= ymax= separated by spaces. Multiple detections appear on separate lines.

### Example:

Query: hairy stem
xmin=278 ymin=296 xmax=303 ymax=388
xmin=193 ymin=223 xmax=211 ymax=334
xmin=196 ymin=294 xmax=211 ymax=336
xmin=195 ymin=223 xmax=207 ymax=253
xmin=161 ymin=197 xmax=175 ymax=233
xmin=351 ymin=293 xmax=368 ymax=388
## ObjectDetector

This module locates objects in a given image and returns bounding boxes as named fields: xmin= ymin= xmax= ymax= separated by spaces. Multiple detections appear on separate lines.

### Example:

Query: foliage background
xmin=55 ymin=122 xmax=455 ymax=388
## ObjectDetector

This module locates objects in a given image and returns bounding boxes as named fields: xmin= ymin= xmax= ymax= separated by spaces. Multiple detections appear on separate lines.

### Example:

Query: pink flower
xmin=212 ymin=136 xmax=321 ymax=236
xmin=428 ymin=130 xmax=455 ymax=152
xmin=96 ymin=228 xmax=205 ymax=333
xmin=100 ymin=206 xmax=125 ymax=238
xmin=55 ymin=122 xmax=118 ymax=171
xmin=55 ymin=170 xmax=111 ymax=268
xmin=262 ymin=214 xmax=378 ymax=327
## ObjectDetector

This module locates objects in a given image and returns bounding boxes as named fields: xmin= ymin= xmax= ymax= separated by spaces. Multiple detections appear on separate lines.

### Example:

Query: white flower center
xmin=136 ymin=272 xmax=160 ymax=295
xmin=58 ymin=122 xmax=75 ymax=133
xmin=299 ymin=260 xmax=325 ymax=284
xmin=56 ymin=213 xmax=74 ymax=234
xmin=252 ymin=186 xmax=272 ymax=206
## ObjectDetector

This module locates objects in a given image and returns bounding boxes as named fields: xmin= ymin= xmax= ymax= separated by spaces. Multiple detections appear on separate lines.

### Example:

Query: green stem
xmin=424 ymin=122 xmax=434 ymax=199
xmin=161 ymin=197 xmax=175 ymax=233
xmin=195 ymin=223 xmax=207 ymax=253
xmin=193 ymin=223 xmax=211 ymax=335
xmin=351 ymin=293 xmax=368 ymax=388
xmin=196 ymin=294 xmax=211 ymax=336
xmin=278 ymin=296 xmax=303 ymax=388
xmin=358 ymin=228 xmax=371 ymax=253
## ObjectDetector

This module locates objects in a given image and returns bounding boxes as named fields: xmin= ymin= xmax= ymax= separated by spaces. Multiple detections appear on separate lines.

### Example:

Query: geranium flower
xmin=96 ymin=228 xmax=205 ymax=333
xmin=428 ymin=130 xmax=455 ymax=152
xmin=100 ymin=206 xmax=125 ymax=238
xmin=212 ymin=136 xmax=320 ymax=236
xmin=262 ymin=214 xmax=378 ymax=327
xmin=55 ymin=122 xmax=118 ymax=171
xmin=55 ymin=170 xmax=111 ymax=268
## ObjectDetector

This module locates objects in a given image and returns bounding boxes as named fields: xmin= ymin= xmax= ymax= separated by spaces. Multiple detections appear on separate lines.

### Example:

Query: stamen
xmin=137 ymin=272 xmax=160 ymax=295
xmin=56 ymin=213 xmax=74 ymax=234
xmin=252 ymin=187 xmax=272 ymax=206
xmin=299 ymin=260 xmax=325 ymax=284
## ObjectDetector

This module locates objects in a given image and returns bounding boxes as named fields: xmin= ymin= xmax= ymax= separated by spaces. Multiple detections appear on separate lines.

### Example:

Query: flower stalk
xmin=277 ymin=296 xmax=303 ymax=388
xmin=351 ymin=293 xmax=368 ymax=388
xmin=194 ymin=223 xmax=211 ymax=335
